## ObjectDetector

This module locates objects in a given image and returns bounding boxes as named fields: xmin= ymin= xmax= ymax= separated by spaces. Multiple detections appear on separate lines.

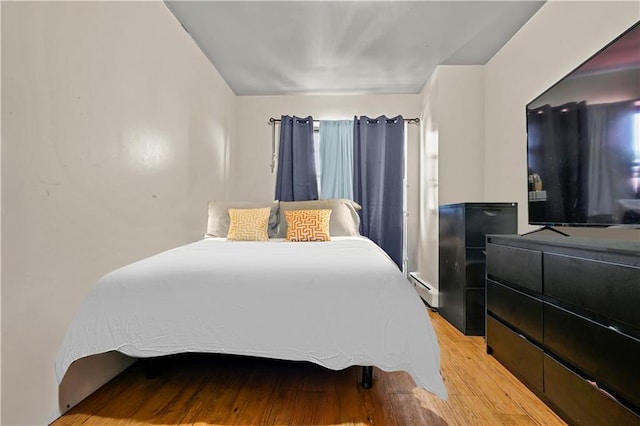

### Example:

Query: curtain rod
xmin=268 ymin=117 xmax=420 ymax=125
xmin=268 ymin=116 xmax=419 ymax=173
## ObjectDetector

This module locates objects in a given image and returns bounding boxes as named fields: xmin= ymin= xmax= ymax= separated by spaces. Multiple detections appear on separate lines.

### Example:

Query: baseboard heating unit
xmin=409 ymin=272 xmax=439 ymax=309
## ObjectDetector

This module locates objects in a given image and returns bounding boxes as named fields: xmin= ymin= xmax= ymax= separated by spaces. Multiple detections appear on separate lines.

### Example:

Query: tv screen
xmin=526 ymin=22 xmax=640 ymax=227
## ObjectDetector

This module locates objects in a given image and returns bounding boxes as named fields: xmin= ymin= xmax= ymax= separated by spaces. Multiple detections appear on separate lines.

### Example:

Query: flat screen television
xmin=526 ymin=21 xmax=640 ymax=227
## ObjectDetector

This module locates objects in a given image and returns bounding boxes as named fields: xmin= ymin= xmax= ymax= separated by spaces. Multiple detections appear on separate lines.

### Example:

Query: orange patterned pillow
xmin=227 ymin=208 xmax=270 ymax=241
xmin=285 ymin=209 xmax=332 ymax=242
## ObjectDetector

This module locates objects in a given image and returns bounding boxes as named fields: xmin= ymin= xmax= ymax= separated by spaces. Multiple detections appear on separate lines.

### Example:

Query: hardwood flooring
xmin=52 ymin=310 xmax=566 ymax=425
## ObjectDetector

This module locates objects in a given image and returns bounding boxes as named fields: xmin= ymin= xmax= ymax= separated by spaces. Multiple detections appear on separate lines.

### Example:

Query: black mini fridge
xmin=438 ymin=202 xmax=517 ymax=335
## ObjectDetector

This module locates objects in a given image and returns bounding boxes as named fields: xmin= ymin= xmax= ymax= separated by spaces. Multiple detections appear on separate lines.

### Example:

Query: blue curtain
xmin=353 ymin=115 xmax=404 ymax=268
xmin=319 ymin=120 xmax=354 ymax=200
xmin=275 ymin=115 xmax=319 ymax=201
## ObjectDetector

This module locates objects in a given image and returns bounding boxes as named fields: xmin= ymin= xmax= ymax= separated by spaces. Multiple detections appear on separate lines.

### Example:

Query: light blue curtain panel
xmin=319 ymin=120 xmax=354 ymax=200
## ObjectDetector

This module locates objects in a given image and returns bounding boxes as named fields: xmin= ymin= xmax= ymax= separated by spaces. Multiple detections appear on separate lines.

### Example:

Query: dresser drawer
xmin=544 ymin=354 xmax=640 ymax=425
xmin=464 ymin=205 xmax=517 ymax=247
xmin=544 ymin=252 xmax=640 ymax=333
xmin=487 ymin=279 xmax=543 ymax=344
xmin=544 ymin=303 xmax=640 ymax=409
xmin=487 ymin=315 xmax=543 ymax=394
xmin=486 ymin=243 xmax=542 ymax=292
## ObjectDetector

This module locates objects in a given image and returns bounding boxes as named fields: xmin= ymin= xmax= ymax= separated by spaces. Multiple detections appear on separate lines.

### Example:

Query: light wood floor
xmin=52 ymin=310 xmax=566 ymax=425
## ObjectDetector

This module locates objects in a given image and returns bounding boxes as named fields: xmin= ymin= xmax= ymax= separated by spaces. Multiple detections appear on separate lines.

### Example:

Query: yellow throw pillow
xmin=227 ymin=208 xmax=270 ymax=241
xmin=285 ymin=209 xmax=332 ymax=242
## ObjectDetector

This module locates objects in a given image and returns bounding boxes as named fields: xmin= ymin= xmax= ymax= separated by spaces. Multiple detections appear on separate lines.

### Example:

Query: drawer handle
xmin=483 ymin=209 xmax=500 ymax=216
xmin=587 ymin=379 xmax=617 ymax=400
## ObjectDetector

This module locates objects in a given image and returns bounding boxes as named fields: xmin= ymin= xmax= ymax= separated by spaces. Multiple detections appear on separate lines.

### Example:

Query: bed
xmin=55 ymin=200 xmax=447 ymax=401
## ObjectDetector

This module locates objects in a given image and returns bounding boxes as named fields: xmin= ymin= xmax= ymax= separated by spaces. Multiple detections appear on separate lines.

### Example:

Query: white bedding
xmin=56 ymin=236 xmax=447 ymax=399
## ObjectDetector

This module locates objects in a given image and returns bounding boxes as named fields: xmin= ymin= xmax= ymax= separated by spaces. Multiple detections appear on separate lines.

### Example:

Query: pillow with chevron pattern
xmin=285 ymin=209 xmax=332 ymax=242
xmin=227 ymin=208 xmax=270 ymax=241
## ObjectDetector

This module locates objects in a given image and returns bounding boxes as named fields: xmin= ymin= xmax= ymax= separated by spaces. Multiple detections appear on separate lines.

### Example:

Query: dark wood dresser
xmin=486 ymin=234 xmax=640 ymax=425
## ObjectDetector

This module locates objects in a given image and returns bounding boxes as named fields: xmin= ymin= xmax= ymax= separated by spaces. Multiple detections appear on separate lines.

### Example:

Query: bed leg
xmin=143 ymin=358 xmax=159 ymax=379
xmin=361 ymin=366 xmax=373 ymax=389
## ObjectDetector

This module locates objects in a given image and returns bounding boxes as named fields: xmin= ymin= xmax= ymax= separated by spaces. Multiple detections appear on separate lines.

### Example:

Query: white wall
xmin=1 ymin=2 xmax=236 ymax=424
xmin=416 ymin=71 xmax=440 ymax=293
xmin=233 ymin=94 xmax=422 ymax=271
xmin=416 ymin=66 xmax=485 ymax=292
xmin=484 ymin=0 xmax=640 ymax=239
xmin=0 ymin=2 xmax=3 ymax=421
xmin=0 ymin=1 xmax=2 ymax=423
xmin=435 ymin=66 xmax=486 ymax=205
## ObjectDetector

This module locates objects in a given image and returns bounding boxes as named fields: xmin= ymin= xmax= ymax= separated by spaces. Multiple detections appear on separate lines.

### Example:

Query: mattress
xmin=55 ymin=236 xmax=447 ymax=400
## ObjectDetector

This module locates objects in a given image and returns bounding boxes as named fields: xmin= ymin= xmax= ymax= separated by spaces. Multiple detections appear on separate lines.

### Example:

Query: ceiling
xmin=165 ymin=1 xmax=545 ymax=96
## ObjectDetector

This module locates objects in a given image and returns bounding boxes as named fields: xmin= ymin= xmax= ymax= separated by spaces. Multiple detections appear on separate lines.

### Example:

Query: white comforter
xmin=56 ymin=237 xmax=447 ymax=399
